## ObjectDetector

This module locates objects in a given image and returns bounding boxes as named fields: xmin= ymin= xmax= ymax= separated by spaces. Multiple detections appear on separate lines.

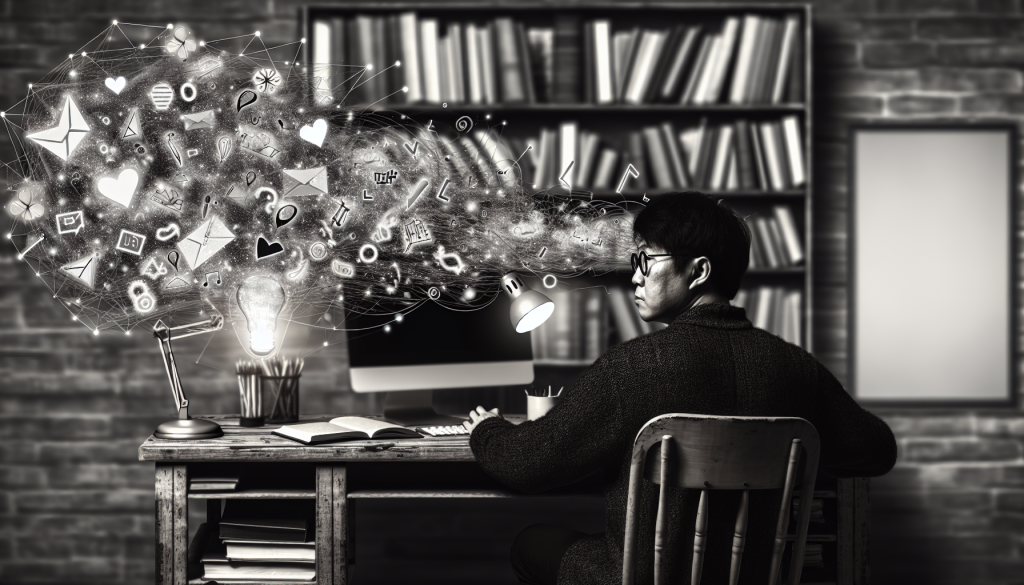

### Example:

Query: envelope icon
xmin=27 ymin=96 xmax=90 ymax=162
xmin=183 ymin=110 xmax=216 ymax=131
xmin=283 ymin=166 xmax=328 ymax=197
xmin=177 ymin=215 xmax=236 ymax=270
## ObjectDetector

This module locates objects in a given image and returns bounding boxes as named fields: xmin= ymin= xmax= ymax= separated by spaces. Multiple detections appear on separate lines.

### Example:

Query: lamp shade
xmin=501 ymin=273 xmax=555 ymax=333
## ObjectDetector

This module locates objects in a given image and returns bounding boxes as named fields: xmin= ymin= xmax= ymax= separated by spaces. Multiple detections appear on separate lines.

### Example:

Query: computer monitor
xmin=344 ymin=297 xmax=534 ymax=426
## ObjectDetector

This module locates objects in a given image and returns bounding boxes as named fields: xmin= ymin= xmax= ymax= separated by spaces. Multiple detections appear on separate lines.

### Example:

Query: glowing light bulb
xmin=237 ymin=276 xmax=286 ymax=356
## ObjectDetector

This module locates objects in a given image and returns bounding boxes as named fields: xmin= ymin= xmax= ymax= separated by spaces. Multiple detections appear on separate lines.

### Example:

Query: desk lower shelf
xmin=187 ymin=522 xmax=317 ymax=585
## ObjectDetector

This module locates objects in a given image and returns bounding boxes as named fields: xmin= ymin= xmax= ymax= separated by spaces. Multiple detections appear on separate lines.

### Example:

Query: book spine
xmin=516 ymin=22 xmax=537 ymax=103
xmin=593 ymin=20 xmax=614 ymax=104
xmin=627 ymin=130 xmax=648 ymax=191
xmin=584 ymin=289 xmax=605 ymax=361
xmin=576 ymin=131 xmax=599 ymax=189
xmin=692 ymin=32 xmax=722 ymax=104
xmin=494 ymin=18 xmax=524 ymax=103
xmin=753 ymin=286 xmax=773 ymax=330
xmin=644 ymin=26 xmax=680 ymax=104
xmin=479 ymin=26 xmax=497 ymax=105
xmin=554 ymin=15 xmax=582 ymax=103
xmin=559 ymin=121 xmax=578 ymax=188
xmin=438 ymin=33 xmax=451 ymax=104
xmin=398 ymin=13 xmax=422 ymax=103
xmin=759 ymin=121 xmax=787 ymax=191
xmin=758 ymin=18 xmax=785 ymax=103
xmin=729 ymin=15 xmax=759 ymax=104
xmin=420 ymin=19 xmax=442 ymax=103
xmin=772 ymin=204 xmax=805 ymax=265
xmin=465 ymin=24 xmax=482 ymax=104
xmin=767 ymin=217 xmax=791 ymax=266
xmin=371 ymin=16 xmax=388 ymax=103
xmin=583 ymin=20 xmax=595 ymax=103
xmin=706 ymin=16 xmax=741 ymax=104
xmin=733 ymin=120 xmax=756 ymax=190
xmin=643 ymin=125 xmax=674 ymax=189
xmin=592 ymin=148 xmax=618 ymax=190
xmin=747 ymin=219 xmax=764 ymax=268
xmin=708 ymin=124 xmax=734 ymax=191
xmin=312 ymin=19 xmax=333 ymax=96
xmin=660 ymin=122 xmax=690 ymax=188
xmin=782 ymin=115 xmax=806 ymax=187
xmin=357 ymin=16 xmax=376 ymax=103
xmin=682 ymin=34 xmax=715 ymax=104
xmin=624 ymin=30 xmax=658 ymax=105
xmin=772 ymin=14 xmax=800 ymax=104
xmin=754 ymin=217 xmax=780 ymax=268
xmin=786 ymin=15 xmax=805 ymax=103
xmin=660 ymin=26 xmax=700 ymax=102
xmin=449 ymin=23 xmax=466 ymax=104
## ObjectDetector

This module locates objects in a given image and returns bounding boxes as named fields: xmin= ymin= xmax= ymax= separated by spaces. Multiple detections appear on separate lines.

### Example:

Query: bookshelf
xmin=302 ymin=2 xmax=814 ymax=357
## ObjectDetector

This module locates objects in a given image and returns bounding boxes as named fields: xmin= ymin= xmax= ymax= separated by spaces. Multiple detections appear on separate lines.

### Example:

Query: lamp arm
xmin=153 ymin=315 xmax=224 ymax=419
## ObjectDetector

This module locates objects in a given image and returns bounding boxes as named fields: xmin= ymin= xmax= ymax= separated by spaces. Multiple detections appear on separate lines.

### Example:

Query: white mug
xmin=527 ymin=396 xmax=559 ymax=421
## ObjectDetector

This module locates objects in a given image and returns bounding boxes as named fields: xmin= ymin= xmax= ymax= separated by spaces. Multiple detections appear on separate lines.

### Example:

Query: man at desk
xmin=465 ymin=192 xmax=897 ymax=585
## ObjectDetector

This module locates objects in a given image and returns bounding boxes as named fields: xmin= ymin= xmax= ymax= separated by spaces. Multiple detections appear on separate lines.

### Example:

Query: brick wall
xmin=1 ymin=0 xmax=1023 ymax=584
xmin=812 ymin=2 xmax=1024 ymax=584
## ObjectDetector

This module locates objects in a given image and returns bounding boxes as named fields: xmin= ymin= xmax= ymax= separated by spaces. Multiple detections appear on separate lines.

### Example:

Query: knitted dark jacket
xmin=470 ymin=302 xmax=896 ymax=585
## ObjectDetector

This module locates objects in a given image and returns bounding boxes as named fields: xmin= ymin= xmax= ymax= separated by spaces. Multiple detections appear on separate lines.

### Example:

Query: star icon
xmin=27 ymin=96 xmax=90 ymax=162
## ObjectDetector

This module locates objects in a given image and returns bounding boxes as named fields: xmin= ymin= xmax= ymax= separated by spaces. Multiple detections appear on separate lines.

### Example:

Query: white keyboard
xmin=416 ymin=425 xmax=469 ymax=437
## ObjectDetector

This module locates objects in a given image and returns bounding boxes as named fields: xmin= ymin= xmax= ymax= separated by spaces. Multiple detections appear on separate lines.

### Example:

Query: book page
xmin=328 ymin=416 xmax=402 ymax=436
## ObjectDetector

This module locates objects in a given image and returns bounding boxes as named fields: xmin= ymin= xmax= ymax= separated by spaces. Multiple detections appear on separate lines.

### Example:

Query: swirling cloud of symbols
xmin=2 ymin=22 xmax=637 ymax=361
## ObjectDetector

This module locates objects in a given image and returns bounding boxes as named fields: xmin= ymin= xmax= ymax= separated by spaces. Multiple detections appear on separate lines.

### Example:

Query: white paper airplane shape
xmin=60 ymin=252 xmax=98 ymax=289
xmin=121 ymin=108 xmax=141 ymax=140
xmin=27 ymin=96 xmax=90 ymax=162
xmin=177 ymin=215 xmax=235 ymax=270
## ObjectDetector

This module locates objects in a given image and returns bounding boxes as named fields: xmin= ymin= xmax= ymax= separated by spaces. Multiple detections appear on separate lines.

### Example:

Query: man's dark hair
xmin=632 ymin=191 xmax=751 ymax=299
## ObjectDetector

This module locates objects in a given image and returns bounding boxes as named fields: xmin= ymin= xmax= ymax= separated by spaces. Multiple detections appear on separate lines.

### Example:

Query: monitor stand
xmin=382 ymin=390 xmax=469 ymax=427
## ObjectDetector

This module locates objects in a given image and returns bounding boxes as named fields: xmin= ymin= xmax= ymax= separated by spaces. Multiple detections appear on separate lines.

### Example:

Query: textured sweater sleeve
xmin=469 ymin=358 xmax=625 ymax=493
xmin=811 ymin=360 xmax=898 ymax=478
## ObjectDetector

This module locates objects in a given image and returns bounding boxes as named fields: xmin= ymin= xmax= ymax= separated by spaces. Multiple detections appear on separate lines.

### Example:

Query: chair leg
xmin=729 ymin=489 xmax=749 ymax=585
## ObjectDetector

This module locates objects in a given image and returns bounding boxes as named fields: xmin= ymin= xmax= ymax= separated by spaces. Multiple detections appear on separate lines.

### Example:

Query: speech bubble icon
xmin=55 ymin=210 xmax=84 ymax=235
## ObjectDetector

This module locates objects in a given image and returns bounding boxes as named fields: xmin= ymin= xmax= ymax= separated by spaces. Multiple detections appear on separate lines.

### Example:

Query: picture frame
xmin=849 ymin=123 xmax=1018 ymax=407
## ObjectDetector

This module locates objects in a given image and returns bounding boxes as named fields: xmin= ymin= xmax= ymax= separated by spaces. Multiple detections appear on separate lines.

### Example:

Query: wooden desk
xmin=139 ymin=414 xmax=572 ymax=585
xmin=139 ymin=415 xmax=869 ymax=585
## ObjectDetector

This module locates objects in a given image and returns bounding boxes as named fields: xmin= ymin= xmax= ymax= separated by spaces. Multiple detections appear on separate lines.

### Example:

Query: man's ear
xmin=688 ymin=257 xmax=712 ymax=290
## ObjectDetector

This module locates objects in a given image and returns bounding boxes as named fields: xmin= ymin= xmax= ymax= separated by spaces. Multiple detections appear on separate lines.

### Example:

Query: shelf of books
xmin=303 ymin=3 xmax=813 ymax=354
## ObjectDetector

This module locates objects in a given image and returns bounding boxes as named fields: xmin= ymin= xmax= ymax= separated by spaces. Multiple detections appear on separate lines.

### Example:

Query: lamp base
xmin=154 ymin=418 xmax=223 ymax=440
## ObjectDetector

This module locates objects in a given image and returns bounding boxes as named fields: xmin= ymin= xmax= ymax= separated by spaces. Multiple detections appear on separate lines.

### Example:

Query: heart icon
xmin=97 ymin=169 xmax=140 ymax=208
xmin=299 ymin=119 xmax=328 ymax=147
xmin=105 ymin=76 xmax=126 ymax=94
xmin=256 ymin=237 xmax=284 ymax=259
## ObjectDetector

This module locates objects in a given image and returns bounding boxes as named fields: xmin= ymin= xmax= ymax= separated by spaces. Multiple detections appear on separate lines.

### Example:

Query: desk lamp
xmin=501 ymin=272 xmax=555 ymax=333
xmin=152 ymin=315 xmax=226 ymax=440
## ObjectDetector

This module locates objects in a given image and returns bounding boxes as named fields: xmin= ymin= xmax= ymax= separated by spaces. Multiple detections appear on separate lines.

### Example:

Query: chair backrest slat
xmin=622 ymin=415 xmax=820 ymax=585
xmin=728 ymin=489 xmax=750 ymax=585
xmin=691 ymin=488 xmax=709 ymax=585
xmin=654 ymin=435 xmax=671 ymax=585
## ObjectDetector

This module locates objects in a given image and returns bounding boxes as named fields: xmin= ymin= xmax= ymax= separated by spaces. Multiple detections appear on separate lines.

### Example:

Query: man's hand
xmin=464 ymin=406 xmax=502 ymax=433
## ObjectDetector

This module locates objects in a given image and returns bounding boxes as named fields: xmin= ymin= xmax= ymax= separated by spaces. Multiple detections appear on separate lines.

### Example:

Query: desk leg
xmin=155 ymin=463 xmax=188 ymax=585
xmin=333 ymin=465 xmax=349 ymax=584
xmin=317 ymin=465 xmax=335 ymax=584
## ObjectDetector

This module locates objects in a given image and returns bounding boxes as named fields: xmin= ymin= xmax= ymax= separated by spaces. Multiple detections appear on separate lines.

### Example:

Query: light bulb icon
xmin=237 ymin=276 xmax=286 ymax=356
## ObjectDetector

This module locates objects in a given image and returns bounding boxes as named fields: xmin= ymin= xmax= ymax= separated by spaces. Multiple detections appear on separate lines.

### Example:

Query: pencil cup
xmin=238 ymin=374 xmax=263 ymax=427
xmin=527 ymin=396 xmax=559 ymax=421
xmin=261 ymin=374 xmax=300 ymax=424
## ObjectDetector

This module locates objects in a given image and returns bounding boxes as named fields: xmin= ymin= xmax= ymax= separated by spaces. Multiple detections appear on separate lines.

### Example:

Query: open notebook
xmin=272 ymin=416 xmax=421 ymax=445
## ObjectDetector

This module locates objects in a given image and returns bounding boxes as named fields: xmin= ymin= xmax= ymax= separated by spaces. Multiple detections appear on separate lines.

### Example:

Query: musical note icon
xmin=616 ymin=164 xmax=640 ymax=194
xmin=202 ymin=271 xmax=222 ymax=287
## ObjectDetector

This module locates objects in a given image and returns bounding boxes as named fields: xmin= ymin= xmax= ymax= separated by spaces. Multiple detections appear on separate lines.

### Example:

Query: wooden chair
xmin=622 ymin=414 xmax=820 ymax=585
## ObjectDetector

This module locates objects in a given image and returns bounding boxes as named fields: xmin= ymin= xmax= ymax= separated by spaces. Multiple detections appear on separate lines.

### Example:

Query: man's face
xmin=632 ymin=241 xmax=692 ymax=324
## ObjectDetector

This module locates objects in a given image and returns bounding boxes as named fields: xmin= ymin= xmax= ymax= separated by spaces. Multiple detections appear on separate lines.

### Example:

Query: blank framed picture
xmin=850 ymin=125 xmax=1017 ymax=406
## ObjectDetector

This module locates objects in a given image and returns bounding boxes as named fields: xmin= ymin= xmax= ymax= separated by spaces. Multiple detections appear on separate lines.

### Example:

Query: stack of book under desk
xmin=200 ymin=500 xmax=316 ymax=582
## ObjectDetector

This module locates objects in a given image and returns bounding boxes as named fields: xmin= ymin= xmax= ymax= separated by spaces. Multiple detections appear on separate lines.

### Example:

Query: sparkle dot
xmin=301 ymin=38 xmax=307 ymax=43
xmin=395 ymin=60 xmax=402 ymax=66
xmin=383 ymin=325 xmax=391 ymax=333
xmin=167 ymin=23 xmax=173 ymax=29
xmin=68 ymin=54 xmax=73 ymax=59
xmin=199 ymin=41 xmax=205 ymax=46
xmin=402 ymin=86 xmax=409 ymax=92
xmin=255 ymin=31 xmax=261 ymax=36
xmin=72 ymin=316 xmax=77 ymax=321
xmin=366 ymin=63 xmax=373 ymax=70
xmin=93 ymin=330 xmax=99 ymax=336
xmin=323 ymin=341 xmax=329 ymax=346
xmin=140 ymin=44 xmax=145 ymax=49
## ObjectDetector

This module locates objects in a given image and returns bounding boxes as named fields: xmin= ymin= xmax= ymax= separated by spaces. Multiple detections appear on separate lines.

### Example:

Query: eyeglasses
xmin=630 ymin=251 xmax=683 ymax=277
